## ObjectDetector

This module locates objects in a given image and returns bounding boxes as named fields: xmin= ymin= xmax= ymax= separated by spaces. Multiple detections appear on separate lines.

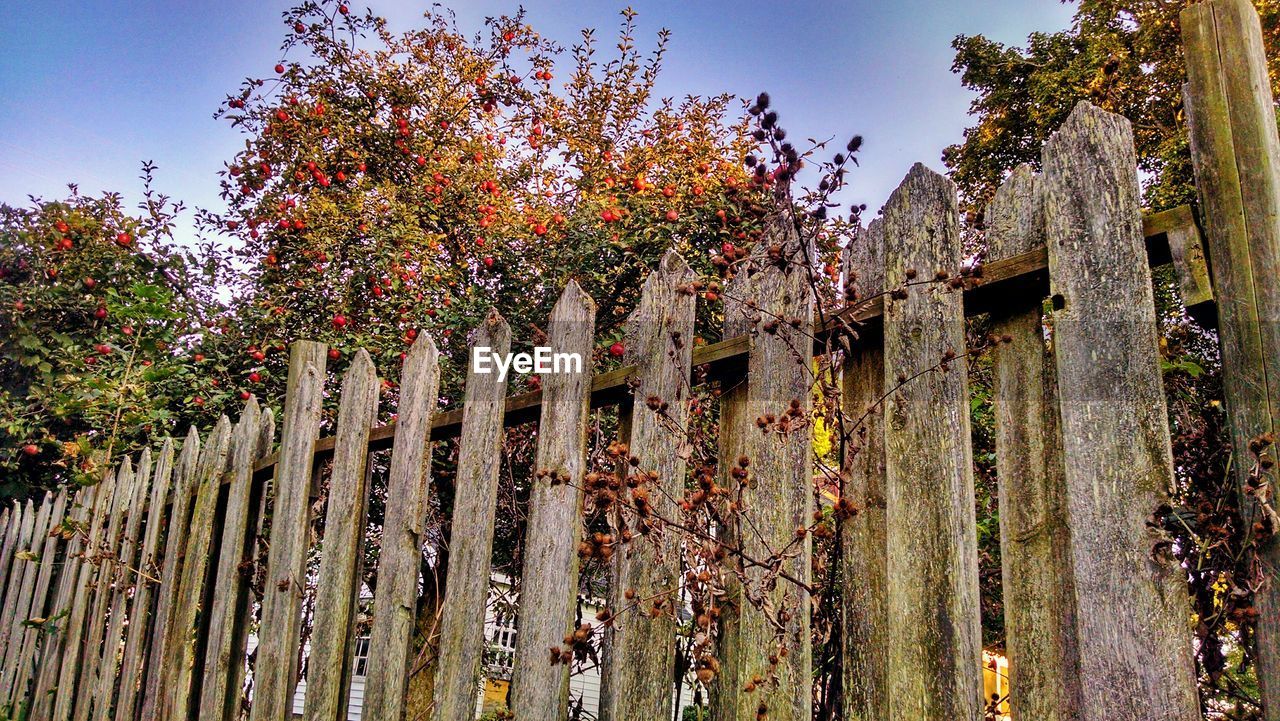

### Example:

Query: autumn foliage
xmin=1 ymin=3 xmax=774 ymax=496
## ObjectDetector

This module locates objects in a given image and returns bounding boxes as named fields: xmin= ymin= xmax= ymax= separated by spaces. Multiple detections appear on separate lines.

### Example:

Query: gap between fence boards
xmin=240 ymin=204 xmax=1204 ymax=493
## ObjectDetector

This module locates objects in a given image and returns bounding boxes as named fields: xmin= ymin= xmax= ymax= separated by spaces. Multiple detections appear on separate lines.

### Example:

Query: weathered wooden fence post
xmin=600 ymin=250 xmax=697 ymax=721
xmin=985 ymin=165 xmax=1081 ymax=721
xmin=363 ymin=335 xmax=439 ymax=721
xmin=92 ymin=450 xmax=154 ymax=721
xmin=200 ymin=399 xmax=272 ymax=721
xmin=116 ymin=438 xmax=176 ymax=721
xmin=53 ymin=465 xmax=119 ymax=721
xmin=1183 ymin=1 xmax=1280 ymax=714
xmin=433 ymin=311 xmax=511 ymax=721
xmin=840 ymin=218 xmax=888 ymax=721
xmin=0 ymin=507 xmax=15 ymax=599
xmin=0 ymin=501 xmax=32 ymax=666
xmin=1042 ymin=100 xmax=1199 ymax=720
xmin=12 ymin=490 xmax=68 ymax=708
xmin=75 ymin=459 xmax=135 ymax=721
xmin=708 ymin=243 xmax=752 ymax=721
xmin=249 ymin=340 xmax=327 ymax=721
xmin=0 ymin=499 xmax=41 ymax=697
xmin=510 ymin=281 xmax=595 ymax=719
xmin=881 ymin=163 xmax=982 ymax=721
xmin=139 ymin=428 xmax=201 ymax=721
xmin=160 ymin=415 xmax=232 ymax=721
xmin=30 ymin=484 xmax=97 ymax=721
xmin=713 ymin=211 xmax=814 ymax=721
xmin=305 ymin=350 xmax=379 ymax=721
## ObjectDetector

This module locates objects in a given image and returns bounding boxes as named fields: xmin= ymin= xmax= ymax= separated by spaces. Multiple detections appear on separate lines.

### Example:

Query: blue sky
xmin=0 ymin=0 xmax=1075 ymax=242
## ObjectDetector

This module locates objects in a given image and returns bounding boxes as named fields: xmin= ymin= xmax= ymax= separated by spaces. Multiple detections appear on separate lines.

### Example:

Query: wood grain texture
xmin=53 ymin=466 xmax=119 ymax=721
xmin=116 ymin=438 xmax=175 ymax=721
xmin=139 ymin=428 xmax=201 ymax=721
xmin=304 ymin=351 xmax=379 ymax=721
xmin=510 ymin=281 xmax=596 ymax=720
xmin=242 ymin=209 xmax=1196 ymax=482
xmin=882 ymin=164 xmax=982 ymax=721
xmin=713 ymin=211 xmax=815 ymax=721
xmin=433 ymin=312 xmax=510 ymax=721
xmin=600 ymin=250 xmax=697 ymax=721
xmin=985 ymin=165 xmax=1081 ymax=721
xmin=0 ymin=499 xmax=41 ymax=701
xmin=1042 ymin=100 xmax=1199 ymax=721
xmin=1166 ymin=216 xmax=1214 ymax=313
xmin=0 ymin=503 xmax=32 ymax=664
xmin=92 ymin=450 xmax=154 ymax=721
xmin=363 ymin=336 xmax=440 ymax=721
xmin=248 ymin=341 xmax=327 ymax=721
xmin=11 ymin=490 xmax=68 ymax=711
xmin=29 ymin=485 xmax=95 ymax=721
xmin=0 ymin=507 xmax=17 ymax=608
xmin=707 ymin=251 xmax=753 ymax=721
xmin=160 ymin=415 xmax=232 ymax=721
xmin=200 ymin=399 xmax=264 ymax=721
xmin=840 ymin=218 xmax=888 ymax=721
xmin=1183 ymin=1 xmax=1280 ymax=714
xmin=75 ymin=459 xmax=135 ymax=721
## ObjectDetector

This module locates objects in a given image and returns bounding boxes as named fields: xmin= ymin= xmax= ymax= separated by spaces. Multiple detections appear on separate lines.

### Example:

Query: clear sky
xmin=0 ymin=0 xmax=1075 ymax=242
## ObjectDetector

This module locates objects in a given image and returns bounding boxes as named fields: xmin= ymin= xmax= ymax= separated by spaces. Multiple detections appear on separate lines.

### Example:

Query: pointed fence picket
xmin=985 ymin=165 xmax=1081 ymax=721
xmin=116 ymin=438 xmax=176 ymax=721
xmin=363 ymin=336 xmax=439 ymax=721
xmin=599 ymin=249 xmax=697 ymax=721
xmin=304 ymin=350 xmax=378 ymax=721
xmin=509 ymin=281 xmax=597 ymax=720
xmin=839 ymin=218 xmax=888 ymax=721
xmin=432 ymin=311 xmax=511 ymax=721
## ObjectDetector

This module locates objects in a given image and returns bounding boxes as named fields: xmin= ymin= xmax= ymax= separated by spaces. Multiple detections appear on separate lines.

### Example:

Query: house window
xmin=485 ymin=609 xmax=517 ymax=679
xmin=352 ymin=636 xmax=371 ymax=677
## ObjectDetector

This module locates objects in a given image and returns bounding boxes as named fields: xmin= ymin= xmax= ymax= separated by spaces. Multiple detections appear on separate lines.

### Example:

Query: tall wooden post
xmin=985 ymin=165 xmax=1081 ymax=721
xmin=709 ymin=258 xmax=752 ymax=721
xmin=93 ymin=449 xmax=154 ymax=721
xmin=840 ymin=219 xmax=888 ymax=721
xmin=248 ymin=340 xmax=327 ymax=721
xmin=1042 ymin=100 xmax=1200 ymax=721
xmin=75 ymin=459 xmax=135 ymax=721
xmin=433 ymin=312 xmax=510 ymax=721
xmin=0 ymin=499 xmax=40 ymax=696
xmin=305 ymin=350 xmax=378 ymax=721
xmin=53 ymin=466 xmax=119 ymax=721
xmin=600 ymin=250 xmax=697 ymax=721
xmin=364 ymin=337 xmax=440 ymax=721
xmin=201 ymin=400 xmax=272 ymax=721
xmin=115 ymin=437 xmax=176 ymax=721
xmin=509 ymin=282 xmax=596 ymax=720
xmin=139 ymin=428 xmax=201 ymax=721
xmin=160 ymin=415 xmax=232 ymax=721
xmin=31 ymin=484 xmax=97 ymax=721
xmin=13 ymin=490 xmax=68 ymax=709
xmin=1183 ymin=1 xmax=1280 ymax=715
xmin=881 ymin=164 xmax=983 ymax=721
xmin=713 ymin=211 xmax=814 ymax=721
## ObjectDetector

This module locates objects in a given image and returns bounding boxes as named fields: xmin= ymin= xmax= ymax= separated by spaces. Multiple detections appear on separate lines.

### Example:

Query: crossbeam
xmin=250 ymin=204 xmax=1205 ymax=478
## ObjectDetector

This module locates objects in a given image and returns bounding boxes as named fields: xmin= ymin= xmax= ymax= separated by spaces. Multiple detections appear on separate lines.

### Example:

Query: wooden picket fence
xmin=2 ymin=2 xmax=1278 ymax=720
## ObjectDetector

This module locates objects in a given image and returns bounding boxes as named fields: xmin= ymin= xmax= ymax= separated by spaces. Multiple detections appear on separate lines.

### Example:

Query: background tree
xmin=202 ymin=3 xmax=766 ymax=411
xmin=945 ymin=0 xmax=1280 ymax=221
xmin=0 ymin=167 xmax=226 ymax=499
xmin=946 ymin=1 xmax=1280 ymax=715
xmin=193 ymin=4 xmax=794 ymax=715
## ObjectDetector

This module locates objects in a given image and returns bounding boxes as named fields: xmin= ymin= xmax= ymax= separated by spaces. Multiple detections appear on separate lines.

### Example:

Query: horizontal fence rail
xmin=244 ymin=203 xmax=1206 ymax=483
